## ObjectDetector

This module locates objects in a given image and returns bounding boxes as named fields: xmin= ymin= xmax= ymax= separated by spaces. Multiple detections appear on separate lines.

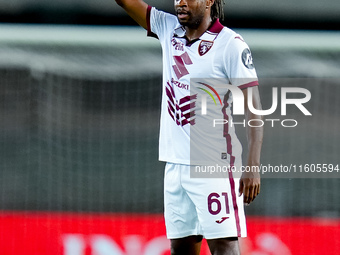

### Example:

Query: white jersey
xmin=147 ymin=6 xmax=258 ymax=166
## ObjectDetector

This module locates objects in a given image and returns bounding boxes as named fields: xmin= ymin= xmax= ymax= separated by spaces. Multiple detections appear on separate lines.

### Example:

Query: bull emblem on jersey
xmin=199 ymin=40 xmax=214 ymax=56
xmin=166 ymin=82 xmax=197 ymax=126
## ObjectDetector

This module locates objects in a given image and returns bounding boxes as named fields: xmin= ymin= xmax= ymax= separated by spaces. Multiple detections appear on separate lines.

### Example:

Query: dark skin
xmin=115 ymin=0 xmax=263 ymax=254
xmin=174 ymin=0 xmax=214 ymax=41
xmin=240 ymin=87 xmax=262 ymax=205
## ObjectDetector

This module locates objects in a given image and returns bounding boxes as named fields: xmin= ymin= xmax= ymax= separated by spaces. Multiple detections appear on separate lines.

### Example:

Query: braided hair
xmin=211 ymin=0 xmax=225 ymax=21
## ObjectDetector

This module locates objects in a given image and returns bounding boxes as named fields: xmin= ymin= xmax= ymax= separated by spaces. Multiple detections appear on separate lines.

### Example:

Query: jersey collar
xmin=173 ymin=18 xmax=224 ymax=44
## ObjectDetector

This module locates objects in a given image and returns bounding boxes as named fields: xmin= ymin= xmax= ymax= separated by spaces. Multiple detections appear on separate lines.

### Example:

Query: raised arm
xmin=115 ymin=0 xmax=149 ymax=29
xmin=239 ymin=86 xmax=263 ymax=205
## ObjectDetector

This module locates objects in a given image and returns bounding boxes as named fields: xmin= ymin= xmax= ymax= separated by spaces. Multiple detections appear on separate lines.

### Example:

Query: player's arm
xmin=115 ymin=0 xmax=148 ymax=29
xmin=239 ymin=86 xmax=263 ymax=205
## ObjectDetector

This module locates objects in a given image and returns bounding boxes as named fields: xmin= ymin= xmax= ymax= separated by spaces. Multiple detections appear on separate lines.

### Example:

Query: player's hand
xmin=239 ymin=168 xmax=260 ymax=205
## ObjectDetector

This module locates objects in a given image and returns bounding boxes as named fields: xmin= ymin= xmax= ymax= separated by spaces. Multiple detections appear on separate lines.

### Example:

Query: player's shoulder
xmin=218 ymin=26 xmax=250 ymax=49
xmin=150 ymin=7 xmax=178 ymax=25
xmin=148 ymin=7 xmax=180 ymax=38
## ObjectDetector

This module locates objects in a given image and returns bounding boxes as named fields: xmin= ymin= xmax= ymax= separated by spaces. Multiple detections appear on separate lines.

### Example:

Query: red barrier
xmin=0 ymin=212 xmax=339 ymax=255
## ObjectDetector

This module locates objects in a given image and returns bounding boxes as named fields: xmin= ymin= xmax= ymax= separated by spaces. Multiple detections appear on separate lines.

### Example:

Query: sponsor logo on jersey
xmin=199 ymin=40 xmax=214 ymax=56
xmin=171 ymin=38 xmax=185 ymax=51
xmin=171 ymin=78 xmax=189 ymax=90
xmin=172 ymin=52 xmax=193 ymax=79
xmin=242 ymin=48 xmax=254 ymax=69
xmin=166 ymin=81 xmax=196 ymax=126
xmin=234 ymin=36 xmax=245 ymax=42
xmin=216 ymin=217 xmax=229 ymax=224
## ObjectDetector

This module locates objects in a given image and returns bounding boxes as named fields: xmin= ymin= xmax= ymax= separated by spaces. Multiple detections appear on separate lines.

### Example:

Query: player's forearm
xmin=115 ymin=0 xmax=133 ymax=8
xmin=114 ymin=0 xmax=148 ymax=29
xmin=246 ymin=133 xmax=263 ymax=166
xmin=114 ymin=0 xmax=146 ymax=11
xmin=245 ymin=112 xmax=263 ymax=168
xmin=239 ymin=105 xmax=262 ymax=203
xmin=244 ymin=87 xmax=263 ymax=168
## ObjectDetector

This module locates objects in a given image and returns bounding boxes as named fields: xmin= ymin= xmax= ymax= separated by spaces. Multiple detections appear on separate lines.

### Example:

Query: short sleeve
xmin=147 ymin=6 xmax=179 ymax=41
xmin=223 ymin=35 xmax=259 ymax=89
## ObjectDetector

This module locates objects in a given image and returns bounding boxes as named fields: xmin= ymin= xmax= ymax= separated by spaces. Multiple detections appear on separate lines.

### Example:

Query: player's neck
xmin=184 ymin=16 xmax=212 ymax=42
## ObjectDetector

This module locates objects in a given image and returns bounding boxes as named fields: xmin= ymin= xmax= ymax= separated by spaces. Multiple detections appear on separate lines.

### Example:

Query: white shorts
xmin=164 ymin=162 xmax=247 ymax=239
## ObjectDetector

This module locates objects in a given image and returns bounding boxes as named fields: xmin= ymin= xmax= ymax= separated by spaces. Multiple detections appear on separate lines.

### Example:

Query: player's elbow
xmin=115 ymin=0 xmax=126 ymax=7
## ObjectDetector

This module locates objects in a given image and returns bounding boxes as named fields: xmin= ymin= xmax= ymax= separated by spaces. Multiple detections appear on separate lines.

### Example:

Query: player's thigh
xmin=164 ymin=163 xmax=200 ymax=238
xmin=171 ymin=235 xmax=203 ymax=255
xmin=181 ymin=170 xmax=246 ymax=239
xmin=206 ymin=237 xmax=240 ymax=255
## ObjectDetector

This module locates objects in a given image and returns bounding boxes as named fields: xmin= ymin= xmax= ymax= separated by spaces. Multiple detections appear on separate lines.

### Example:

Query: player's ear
xmin=206 ymin=0 xmax=214 ymax=8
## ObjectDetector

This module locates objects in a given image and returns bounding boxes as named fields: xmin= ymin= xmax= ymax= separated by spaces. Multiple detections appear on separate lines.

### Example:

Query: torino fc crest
xmin=198 ymin=40 xmax=214 ymax=56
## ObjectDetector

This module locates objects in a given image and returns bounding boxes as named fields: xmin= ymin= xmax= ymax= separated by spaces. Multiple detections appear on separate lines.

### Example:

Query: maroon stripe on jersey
xmin=180 ymin=102 xmax=195 ymax=112
xmin=183 ymin=111 xmax=195 ymax=120
xmin=168 ymin=101 xmax=175 ymax=115
xmin=166 ymin=88 xmax=175 ymax=105
xmin=167 ymin=106 xmax=175 ymax=120
xmin=222 ymin=91 xmax=242 ymax=237
xmin=228 ymin=163 xmax=242 ymax=237
xmin=167 ymin=81 xmax=176 ymax=96
xmin=181 ymin=118 xmax=189 ymax=126
xmin=225 ymin=131 xmax=232 ymax=154
xmin=166 ymin=82 xmax=176 ymax=104
xmin=146 ymin=6 xmax=158 ymax=39
xmin=179 ymin=94 xmax=197 ymax=105
xmin=238 ymin=81 xmax=259 ymax=90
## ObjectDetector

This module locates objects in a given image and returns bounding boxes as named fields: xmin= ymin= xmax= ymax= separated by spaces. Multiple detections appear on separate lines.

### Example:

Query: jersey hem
xmin=204 ymin=232 xmax=247 ymax=239
xmin=159 ymin=158 xmax=190 ymax=165
xmin=167 ymin=231 xmax=246 ymax=239
xmin=166 ymin=230 xmax=201 ymax=239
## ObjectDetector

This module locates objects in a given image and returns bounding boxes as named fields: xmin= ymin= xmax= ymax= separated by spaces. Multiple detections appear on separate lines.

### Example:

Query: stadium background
xmin=0 ymin=0 xmax=339 ymax=254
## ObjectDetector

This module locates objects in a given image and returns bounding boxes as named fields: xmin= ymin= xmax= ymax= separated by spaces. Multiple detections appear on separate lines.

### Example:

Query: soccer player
xmin=114 ymin=0 xmax=263 ymax=254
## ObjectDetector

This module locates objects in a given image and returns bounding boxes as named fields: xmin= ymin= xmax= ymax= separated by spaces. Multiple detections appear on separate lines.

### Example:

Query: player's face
xmin=174 ymin=0 xmax=208 ymax=28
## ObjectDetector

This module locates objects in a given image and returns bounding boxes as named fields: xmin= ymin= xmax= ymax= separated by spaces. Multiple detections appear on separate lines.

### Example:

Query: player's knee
xmin=207 ymin=237 xmax=240 ymax=255
xmin=170 ymin=235 xmax=203 ymax=255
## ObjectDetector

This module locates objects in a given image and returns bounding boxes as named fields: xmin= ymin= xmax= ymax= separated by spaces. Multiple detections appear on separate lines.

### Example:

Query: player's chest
xmin=167 ymin=37 xmax=220 ymax=78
